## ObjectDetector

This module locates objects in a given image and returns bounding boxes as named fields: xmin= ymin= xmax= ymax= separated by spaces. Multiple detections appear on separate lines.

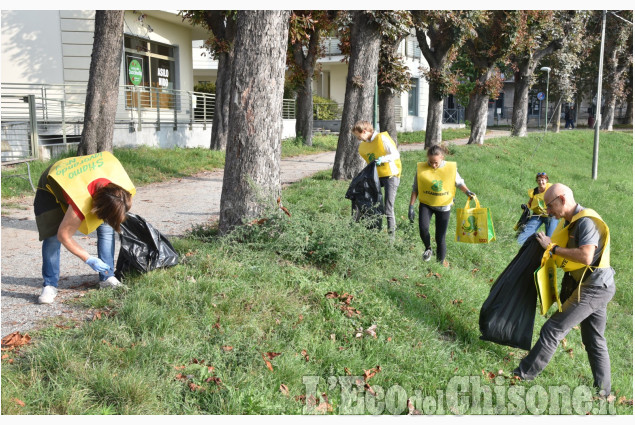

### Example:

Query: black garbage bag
xmin=514 ymin=204 xmax=532 ymax=234
xmin=345 ymin=162 xmax=384 ymax=230
xmin=114 ymin=213 xmax=179 ymax=280
xmin=479 ymin=235 xmax=544 ymax=350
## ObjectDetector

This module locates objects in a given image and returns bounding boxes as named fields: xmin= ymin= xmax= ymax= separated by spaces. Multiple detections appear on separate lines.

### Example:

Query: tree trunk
xmin=600 ymin=92 xmax=616 ymax=130
xmin=511 ymin=69 xmax=530 ymax=137
xmin=218 ymin=11 xmax=290 ymax=235
xmin=465 ymin=92 xmax=479 ymax=126
xmin=295 ymin=75 xmax=314 ymax=146
xmin=467 ymin=93 xmax=489 ymax=145
xmin=332 ymin=12 xmax=381 ymax=180
xmin=378 ymin=88 xmax=397 ymax=143
xmin=210 ymin=50 xmax=234 ymax=150
xmin=77 ymin=11 xmax=124 ymax=155
xmin=425 ymin=80 xmax=444 ymax=148
xmin=624 ymin=94 xmax=633 ymax=125
xmin=553 ymin=102 xmax=562 ymax=133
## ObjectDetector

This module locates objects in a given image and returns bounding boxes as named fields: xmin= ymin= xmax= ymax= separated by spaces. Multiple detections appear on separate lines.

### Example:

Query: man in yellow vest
xmin=33 ymin=152 xmax=135 ymax=304
xmin=513 ymin=183 xmax=615 ymax=396
xmin=352 ymin=120 xmax=401 ymax=237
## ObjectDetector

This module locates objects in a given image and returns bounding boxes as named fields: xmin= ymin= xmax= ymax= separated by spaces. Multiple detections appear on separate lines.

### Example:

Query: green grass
xmin=398 ymin=128 xmax=471 ymax=144
xmin=1 ymin=129 xmax=472 ymax=199
xmin=2 ymin=130 xmax=632 ymax=415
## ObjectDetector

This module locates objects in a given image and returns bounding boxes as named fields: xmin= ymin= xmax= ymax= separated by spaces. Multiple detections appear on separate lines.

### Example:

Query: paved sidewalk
xmin=0 ymin=130 xmax=510 ymax=337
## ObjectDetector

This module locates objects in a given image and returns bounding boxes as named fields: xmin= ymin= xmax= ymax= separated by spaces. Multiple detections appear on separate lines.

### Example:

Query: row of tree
xmin=77 ymin=10 xmax=632 ymax=235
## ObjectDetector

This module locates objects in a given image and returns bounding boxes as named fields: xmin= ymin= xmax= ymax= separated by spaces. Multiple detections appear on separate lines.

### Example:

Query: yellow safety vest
xmin=528 ymin=183 xmax=552 ymax=216
xmin=417 ymin=161 xmax=457 ymax=207
xmin=550 ymin=208 xmax=611 ymax=274
xmin=46 ymin=151 xmax=136 ymax=235
xmin=358 ymin=132 xmax=402 ymax=178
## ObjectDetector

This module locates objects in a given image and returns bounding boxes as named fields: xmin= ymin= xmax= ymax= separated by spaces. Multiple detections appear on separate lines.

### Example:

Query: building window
xmin=124 ymin=35 xmax=177 ymax=109
xmin=408 ymin=78 xmax=419 ymax=116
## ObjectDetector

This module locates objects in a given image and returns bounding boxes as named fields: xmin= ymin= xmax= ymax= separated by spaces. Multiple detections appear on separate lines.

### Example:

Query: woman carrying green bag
xmin=408 ymin=145 xmax=475 ymax=267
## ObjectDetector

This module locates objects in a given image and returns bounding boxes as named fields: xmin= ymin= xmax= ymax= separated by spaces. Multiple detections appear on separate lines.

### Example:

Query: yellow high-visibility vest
xmin=46 ymin=151 xmax=136 ymax=235
xmin=550 ymin=208 xmax=611 ymax=274
xmin=358 ymin=132 xmax=402 ymax=178
xmin=417 ymin=161 xmax=457 ymax=207
xmin=528 ymin=183 xmax=552 ymax=216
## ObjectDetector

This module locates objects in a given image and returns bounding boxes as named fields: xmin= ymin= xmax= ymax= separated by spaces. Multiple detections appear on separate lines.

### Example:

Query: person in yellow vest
xmin=513 ymin=183 xmax=615 ymax=396
xmin=352 ymin=120 xmax=401 ymax=237
xmin=408 ymin=145 xmax=475 ymax=267
xmin=516 ymin=172 xmax=558 ymax=245
xmin=33 ymin=152 xmax=135 ymax=304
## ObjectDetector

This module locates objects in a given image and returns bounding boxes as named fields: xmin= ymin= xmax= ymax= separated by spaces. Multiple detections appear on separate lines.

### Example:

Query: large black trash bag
xmin=114 ymin=213 xmax=179 ymax=280
xmin=345 ymin=162 xmax=384 ymax=230
xmin=479 ymin=235 xmax=544 ymax=350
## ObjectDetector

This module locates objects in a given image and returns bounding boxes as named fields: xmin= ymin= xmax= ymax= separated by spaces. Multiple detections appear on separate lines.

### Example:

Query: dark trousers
xmin=418 ymin=203 xmax=451 ymax=262
xmin=516 ymin=282 xmax=615 ymax=394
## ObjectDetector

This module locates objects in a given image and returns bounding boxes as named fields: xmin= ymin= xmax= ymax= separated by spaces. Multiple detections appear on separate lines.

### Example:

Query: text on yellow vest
xmin=357 ymin=132 xmax=402 ymax=178
xmin=417 ymin=161 xmax=457 ymax=206
xmin=46 ymin=151 xmax=136 ymax=235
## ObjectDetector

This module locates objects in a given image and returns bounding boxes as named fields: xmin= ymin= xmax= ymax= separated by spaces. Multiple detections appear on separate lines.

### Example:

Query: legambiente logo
xmin=301 ymin=375 xmax=616 ymax=415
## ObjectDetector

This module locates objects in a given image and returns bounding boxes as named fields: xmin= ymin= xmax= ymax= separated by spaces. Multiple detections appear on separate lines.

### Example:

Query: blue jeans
xmin=41 ymin=223 xmax=115 ymax=287
xmin=517 ymin=215 xmax=558 ymax=245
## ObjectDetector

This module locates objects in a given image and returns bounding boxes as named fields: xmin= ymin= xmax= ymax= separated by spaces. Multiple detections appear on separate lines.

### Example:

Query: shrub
xmin=313 ymin=96 xmax=340 ymax=120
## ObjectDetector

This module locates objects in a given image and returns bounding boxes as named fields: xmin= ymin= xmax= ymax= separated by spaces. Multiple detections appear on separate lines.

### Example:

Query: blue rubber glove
xmin=86 ymin=257 xmax=110 ymax=273
xmin=408 ymin=205 xmax=415 ymax=223
xmin=375 ymin=156 xmax=385 ymax=165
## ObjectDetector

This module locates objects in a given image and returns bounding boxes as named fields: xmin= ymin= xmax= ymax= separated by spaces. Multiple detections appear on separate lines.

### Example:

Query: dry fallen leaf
xmin=189 ymin=382 xmax=204 ymax=392
xmin=363 ymin=365 xmax=381 ymax=382
xmin=12 ymin=398 xmax=25 ymax=407
xmin=451 ymin=299 xmax=463 ymax=305
xmin=365 ymin=324 xmax=377 ymax=338
xmin=261 ymin=352 xmax=274 ymax=371
xmin=344 ymin=367 xmax=352 ymax=376
xmin=416 ymin=293 xmax=427 ymax=299
xmin=300 ymin=350 xmax=309 ymax=362
xmin=280 ymin=384 xmax=290 ymax=396
xmin=315 ymin=393 xmax=333 ymax=413
xmin=222 ymin=346 xmax=233 ymax=352
xmin=364 ymin=383 xmax=376 ymax=396
xmin=567 ymin=349 xmax=574 ymax=359
xmin=1 ymin=332 xmax=31 ymax=351
xmin=266 ymin=352 xmax=282 ymax=360
xmin=407 ymin=399 xmax=421 ymax=415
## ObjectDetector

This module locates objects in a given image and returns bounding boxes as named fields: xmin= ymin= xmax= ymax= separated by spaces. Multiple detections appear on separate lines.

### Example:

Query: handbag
xmin=455 ymin=195 xmax=496 ymax=244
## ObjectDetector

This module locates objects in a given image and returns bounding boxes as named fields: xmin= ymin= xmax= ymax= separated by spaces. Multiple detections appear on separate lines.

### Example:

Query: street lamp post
xmin=540 ymin=67 xmax=551 ymax=133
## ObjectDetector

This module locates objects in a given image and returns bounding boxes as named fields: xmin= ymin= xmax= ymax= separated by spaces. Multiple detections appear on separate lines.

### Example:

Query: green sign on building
xmin=128 ymin=59 xmax=143 ymax=86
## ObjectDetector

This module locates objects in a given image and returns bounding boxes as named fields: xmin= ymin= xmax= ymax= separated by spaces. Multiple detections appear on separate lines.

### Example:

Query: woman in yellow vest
xmin=33 ymin=152 xmax=135 ymax=304
xmin=352 ymin=120 xmax=401 ymax=237
xmin=516 ymin=172 xmax=558 ymax=245
xmin=408 ymin=145 xmax=475 ymax=266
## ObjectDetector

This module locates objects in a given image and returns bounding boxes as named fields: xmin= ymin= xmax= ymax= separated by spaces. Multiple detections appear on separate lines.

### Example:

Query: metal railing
xmin=1 ymin=82 xmax=298 ymax=161
xmin=443 ymin=107 xmax=465 ymax=124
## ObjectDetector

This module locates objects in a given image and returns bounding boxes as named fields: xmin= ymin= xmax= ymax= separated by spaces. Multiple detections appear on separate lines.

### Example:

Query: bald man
xmin=513 ymin=183 xmax=615 ymax=396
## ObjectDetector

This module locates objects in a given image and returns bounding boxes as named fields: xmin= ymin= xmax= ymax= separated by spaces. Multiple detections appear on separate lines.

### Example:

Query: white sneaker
xmin=38 ymin=286 xmax=58 ymax=304
xmin=99 ymin=276 xmax=124 ymax=289
xmin=422 ymin=249 xmax=433 ymax=262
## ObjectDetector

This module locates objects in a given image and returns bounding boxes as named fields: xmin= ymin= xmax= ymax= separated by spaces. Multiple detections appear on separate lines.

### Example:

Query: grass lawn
xmin=1 ymin=130 xmax=632 ymax=414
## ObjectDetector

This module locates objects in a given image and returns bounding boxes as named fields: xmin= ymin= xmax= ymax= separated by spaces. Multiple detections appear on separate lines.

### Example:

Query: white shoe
xmin=99 ymin=276 xmax=124 ymax=289
xmin=422 ymin=249 xmax=432 ymax=262
xmin=38 ymin=286 xmax=58 ymax=304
